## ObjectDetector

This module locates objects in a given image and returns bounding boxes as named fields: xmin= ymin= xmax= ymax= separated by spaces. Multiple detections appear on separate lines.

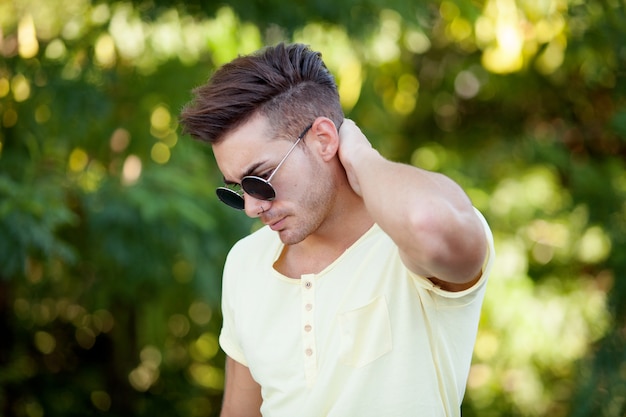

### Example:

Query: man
xmin=180 ymin=43 xmax=494 ymax=417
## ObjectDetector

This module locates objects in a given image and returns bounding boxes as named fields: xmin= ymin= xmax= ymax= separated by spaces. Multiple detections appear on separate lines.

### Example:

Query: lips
xmin=268 ymin=217 xmax=286 ymax=231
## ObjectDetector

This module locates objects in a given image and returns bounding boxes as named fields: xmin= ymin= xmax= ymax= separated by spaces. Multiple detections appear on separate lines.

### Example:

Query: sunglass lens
xmin=216 ymin=187 xmax=245 ymax=210
xmin=241 ymin=178 xmax=276 ymax=201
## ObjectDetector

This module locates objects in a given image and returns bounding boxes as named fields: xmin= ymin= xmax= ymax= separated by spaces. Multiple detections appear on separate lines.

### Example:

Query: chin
xmin=277 ymin=228 xmax=308 ymax=246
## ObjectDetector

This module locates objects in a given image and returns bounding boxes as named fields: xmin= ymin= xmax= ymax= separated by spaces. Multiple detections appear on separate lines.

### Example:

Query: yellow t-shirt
xmin=219 ymin=208 xmax=495 ymax=417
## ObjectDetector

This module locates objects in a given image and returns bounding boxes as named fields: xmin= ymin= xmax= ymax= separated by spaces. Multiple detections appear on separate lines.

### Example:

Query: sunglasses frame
xmin=216 ymin=124 xmax=313 ymax=210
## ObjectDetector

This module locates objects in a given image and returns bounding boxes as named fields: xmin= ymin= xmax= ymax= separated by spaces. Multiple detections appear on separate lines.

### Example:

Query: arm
xmin=338 ymin=119 xmax=487 ymax=291
xmin=220 ymin=356 xmax=262 ymax=417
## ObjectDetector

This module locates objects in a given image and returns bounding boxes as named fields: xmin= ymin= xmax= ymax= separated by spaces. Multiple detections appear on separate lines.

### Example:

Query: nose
xmin=243 ymin=194 xmax=269 ymax=218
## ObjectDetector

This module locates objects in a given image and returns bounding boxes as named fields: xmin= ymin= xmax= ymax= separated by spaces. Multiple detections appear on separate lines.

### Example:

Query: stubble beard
xmin=278 ymin=174 xmax=335 ymax=246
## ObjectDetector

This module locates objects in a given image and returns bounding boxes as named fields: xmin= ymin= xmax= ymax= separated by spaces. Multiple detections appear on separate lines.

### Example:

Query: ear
xmin=310 ymin=117 xmax=339 ymax=162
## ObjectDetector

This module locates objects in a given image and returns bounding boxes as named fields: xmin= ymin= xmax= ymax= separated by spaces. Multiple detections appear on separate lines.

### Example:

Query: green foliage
xmin=1 ymin=0 xmax=625 ymax=415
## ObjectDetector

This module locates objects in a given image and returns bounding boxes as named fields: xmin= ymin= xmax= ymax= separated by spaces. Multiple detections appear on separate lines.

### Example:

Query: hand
xmin=337 ymin=119 xmax=375 ymax=197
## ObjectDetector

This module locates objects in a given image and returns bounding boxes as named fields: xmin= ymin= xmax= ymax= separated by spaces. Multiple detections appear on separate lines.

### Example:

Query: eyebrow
xmin=222 ymin=160 xmax=267 ymax=185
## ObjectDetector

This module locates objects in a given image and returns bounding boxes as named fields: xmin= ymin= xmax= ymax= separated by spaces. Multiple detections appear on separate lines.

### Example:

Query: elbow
xmin=457 ymin=228 xmax=488 ymax=284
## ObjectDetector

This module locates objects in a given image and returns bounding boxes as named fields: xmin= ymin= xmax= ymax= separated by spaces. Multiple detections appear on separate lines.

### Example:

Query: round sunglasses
xmin=216 ymin=124 xmax=313 ymax=210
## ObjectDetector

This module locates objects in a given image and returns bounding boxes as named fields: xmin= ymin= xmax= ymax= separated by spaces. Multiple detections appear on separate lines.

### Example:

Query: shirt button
xmin=304 ymin=281 xmax=312 ymax=289
xmin=305 ymin=303 xmax=313 ymax=311
xmin=304 ymin=324 xmax=312 ymax=332
xmin=305 ymin=348 xmax=313 ymax=356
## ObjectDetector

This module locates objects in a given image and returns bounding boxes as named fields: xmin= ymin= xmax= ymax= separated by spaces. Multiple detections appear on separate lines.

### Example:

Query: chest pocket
xmin=338 ymin=295 xmax=392 ymax=368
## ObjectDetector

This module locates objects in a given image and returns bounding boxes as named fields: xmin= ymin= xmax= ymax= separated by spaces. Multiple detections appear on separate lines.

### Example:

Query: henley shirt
xmin=219 ymin=208 xmax=495 ymax=417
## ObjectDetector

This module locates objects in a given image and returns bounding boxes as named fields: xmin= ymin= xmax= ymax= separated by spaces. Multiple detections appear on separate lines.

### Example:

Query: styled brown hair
xmin=179 ymin=43 xmax=344 ymax=144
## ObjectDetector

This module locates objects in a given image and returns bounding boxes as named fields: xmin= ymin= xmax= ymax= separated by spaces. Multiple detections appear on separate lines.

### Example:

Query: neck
xmin=311 ymin=190 xmax=373 ymax=249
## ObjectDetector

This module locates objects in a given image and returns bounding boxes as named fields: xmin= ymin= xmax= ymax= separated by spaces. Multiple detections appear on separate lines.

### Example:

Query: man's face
xmin=212 ymin=115 xmax=334 ymax=245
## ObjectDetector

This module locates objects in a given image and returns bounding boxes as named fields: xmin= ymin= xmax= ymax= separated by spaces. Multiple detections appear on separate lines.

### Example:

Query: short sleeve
xmin=218 ymin=249 xmax=249 ymax=366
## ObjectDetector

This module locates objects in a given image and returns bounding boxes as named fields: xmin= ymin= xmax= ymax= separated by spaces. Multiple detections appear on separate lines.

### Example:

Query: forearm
xmin=220 ymin=357 xmax=262 ymax=417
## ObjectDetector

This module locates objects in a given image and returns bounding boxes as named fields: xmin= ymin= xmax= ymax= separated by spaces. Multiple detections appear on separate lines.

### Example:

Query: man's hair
xmin=179 ymin=43 xmax=344 ymax=143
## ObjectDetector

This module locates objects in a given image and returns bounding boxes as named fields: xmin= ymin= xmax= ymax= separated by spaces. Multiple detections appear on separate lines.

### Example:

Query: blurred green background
xmin=0 ymin=0 xmax=625 ymax=416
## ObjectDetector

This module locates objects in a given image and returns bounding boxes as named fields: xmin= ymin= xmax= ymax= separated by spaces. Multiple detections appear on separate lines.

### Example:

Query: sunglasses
xmin=216 ymin=124 xmax=313 ymax=210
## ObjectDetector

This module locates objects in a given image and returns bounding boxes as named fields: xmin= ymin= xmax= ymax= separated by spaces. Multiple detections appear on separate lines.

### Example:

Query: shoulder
xmin=228 ymin=225 xmax=276 ymax=256
xmin=224 ymin=226 xmax=281 ymax=275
